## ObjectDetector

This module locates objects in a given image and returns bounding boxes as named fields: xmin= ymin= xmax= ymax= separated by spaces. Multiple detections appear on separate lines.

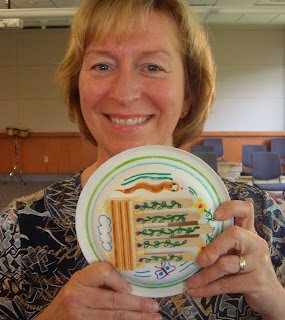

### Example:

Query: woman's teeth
xmin=110 ymin=116 xmax=150 ymax=126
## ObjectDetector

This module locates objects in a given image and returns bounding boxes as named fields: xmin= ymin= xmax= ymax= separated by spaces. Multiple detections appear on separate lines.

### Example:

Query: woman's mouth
xmin=108 ymin=115 xmax=151 ymax=126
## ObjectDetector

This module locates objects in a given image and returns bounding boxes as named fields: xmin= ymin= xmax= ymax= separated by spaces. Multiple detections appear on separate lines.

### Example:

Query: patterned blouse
xmin=0 ymin=172 xmax=284 ymax=320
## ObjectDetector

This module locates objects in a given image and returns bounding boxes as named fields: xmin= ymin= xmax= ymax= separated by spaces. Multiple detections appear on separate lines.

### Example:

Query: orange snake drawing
xmin=116 ymin=181 xmax=180 ymax=194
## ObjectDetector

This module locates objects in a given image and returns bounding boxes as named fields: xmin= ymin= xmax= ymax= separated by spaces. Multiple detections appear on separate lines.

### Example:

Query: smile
xmin=109 ymin=115 xmax=151 ymax=126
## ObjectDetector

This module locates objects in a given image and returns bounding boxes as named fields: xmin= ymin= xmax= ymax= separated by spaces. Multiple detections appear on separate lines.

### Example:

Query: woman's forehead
xmin=86 ymin=10 xmax=181 ymax=52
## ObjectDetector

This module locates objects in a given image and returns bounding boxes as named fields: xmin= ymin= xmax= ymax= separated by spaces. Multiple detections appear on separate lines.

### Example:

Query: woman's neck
xmin=80 ymin=162 xmax=100 ymax=186
xmin=80 ymin=148 xmax=112 ymax=186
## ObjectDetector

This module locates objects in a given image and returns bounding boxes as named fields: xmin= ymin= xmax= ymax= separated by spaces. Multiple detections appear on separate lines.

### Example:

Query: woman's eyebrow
xmin=84 ymin=49 xmax=114 ymax=57
xmin=84 ymin=49 xmax=173 ymax=58
xmin=138 ymin=49 xmax=173 ymax=58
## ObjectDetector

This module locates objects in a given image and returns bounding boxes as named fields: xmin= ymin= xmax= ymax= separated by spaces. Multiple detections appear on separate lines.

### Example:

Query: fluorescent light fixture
xmin=0 ymin=18 xmax=22 ymax=28
xmin=0 ymin=8 xmax=76 ymax=18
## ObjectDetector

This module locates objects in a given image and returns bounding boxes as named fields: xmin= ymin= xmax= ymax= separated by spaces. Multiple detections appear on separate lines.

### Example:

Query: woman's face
xmin=79 ymin=11 xmax=190 ymax=164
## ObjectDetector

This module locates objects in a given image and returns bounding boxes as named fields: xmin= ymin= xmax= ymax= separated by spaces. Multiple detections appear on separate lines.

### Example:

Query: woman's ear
xmin=180 ymin=97 xmax=191 ymax=119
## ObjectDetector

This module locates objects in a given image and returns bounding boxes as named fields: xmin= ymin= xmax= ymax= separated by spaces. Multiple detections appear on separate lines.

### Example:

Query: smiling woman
xmin=57 ymin=0 xmax=215 ymax=152
xmin=78 ymin=11 xmax=190 ymax=165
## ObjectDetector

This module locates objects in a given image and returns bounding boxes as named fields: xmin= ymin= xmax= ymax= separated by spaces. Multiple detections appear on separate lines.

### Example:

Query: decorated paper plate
xmin=76 ymin=145 xmax=232 ymax=297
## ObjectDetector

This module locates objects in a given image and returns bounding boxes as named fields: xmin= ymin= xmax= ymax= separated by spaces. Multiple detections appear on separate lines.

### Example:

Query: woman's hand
xmin=36 ymin=262 xmax=161 ymax=320
xmin=187 ymin=200 xmax=285 ymax=319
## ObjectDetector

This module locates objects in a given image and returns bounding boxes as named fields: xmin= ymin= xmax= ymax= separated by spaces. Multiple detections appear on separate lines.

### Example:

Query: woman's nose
xmin=110 ymin=68 xmax=141 ymax=107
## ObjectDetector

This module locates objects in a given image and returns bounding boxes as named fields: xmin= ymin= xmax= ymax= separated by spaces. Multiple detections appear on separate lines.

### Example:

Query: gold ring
xmin=238 ymin=256 xmax=246 ymax=273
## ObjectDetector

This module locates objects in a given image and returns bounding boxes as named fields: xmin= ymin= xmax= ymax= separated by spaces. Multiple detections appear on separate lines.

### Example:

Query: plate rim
xmin=76 ymin=145 xmax=232 ymax=297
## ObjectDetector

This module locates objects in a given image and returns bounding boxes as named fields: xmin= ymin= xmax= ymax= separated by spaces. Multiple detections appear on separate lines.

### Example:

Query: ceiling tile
xmin=187 ymin=0 xmax=218 ymax=5
xmin=239 ymin=13 xmax=278 ymax=23
xmin=205 ymin=13 xmax=243 ymax=23
xmin=11 ymin=0 xmax=54 ymax=8
xmin=255 ymin=0 xmax=285 ymax=5
xmin=51 ymin=0 xmax=82 ymax=7
xmin=216 ymin=0 xmax=257 ymax=6
xmin=270 ymin=13 xmax=285 ymax=22
xmin=196 ymin=13 xmax=209 ymax=22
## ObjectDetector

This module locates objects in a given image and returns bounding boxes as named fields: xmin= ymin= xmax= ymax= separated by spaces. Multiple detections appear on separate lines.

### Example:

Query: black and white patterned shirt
xmin=0 ymin=173 xmax=284 ymax=319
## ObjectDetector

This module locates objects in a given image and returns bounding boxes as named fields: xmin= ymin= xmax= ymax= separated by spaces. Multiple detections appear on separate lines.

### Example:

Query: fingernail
xmin=214 ymin=208 xmax=224 ymax=219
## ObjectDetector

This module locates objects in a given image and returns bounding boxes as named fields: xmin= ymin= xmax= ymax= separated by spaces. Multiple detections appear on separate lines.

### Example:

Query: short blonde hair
xmin=57 ymin=0 xmax=215 ymax=147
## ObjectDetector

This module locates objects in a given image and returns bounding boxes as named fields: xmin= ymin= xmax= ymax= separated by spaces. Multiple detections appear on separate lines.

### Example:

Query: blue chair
xmin=242 ymin=144 xmax=266 ymax=176
xmin=252 ymin=152 xmax=285 ymax=194
xmin=203 ymin=138 xmax=225 ymax=161
xmin=191 ymin=151 xmax=218 ymax=173
xmin=271 ymin=138 xmax=285 ymax=166
xmin=190 ymin=145 xmax=214 ymax=153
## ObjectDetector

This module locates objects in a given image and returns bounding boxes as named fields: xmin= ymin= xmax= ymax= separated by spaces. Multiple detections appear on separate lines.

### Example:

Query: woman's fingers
xmin=61 ymin=308 xmax=161 ymax=320
xmin=196 ymin=225 xmax=266 ymax=268
xmin=186 ymin=225 xmax=270 ymax=293
xmin=188 ymin=272 xmax=258 ymax=297
xmin=88 ymin=309 xmax=161 ymax=320
xmin=73 ymin=262 xmax=131 ymax=293
xmin=39 ymin=262 xmax=162 ymax=320
xmin=45 ymin=304 xmax=161 ymax=320
xmin=215 ymin=199 xmax=255 ymax=232
xmin=187 ymin=252 xmax=276 ymax=298
xmin=185 ymin=199 xmax=285 ymax=318
xmin=72 ymin=286 xmax=159 ymax=313
xmin=69 ymin=262 xmax=159 ymax=313
xmin=188 ymin=254 xmax=248 ymax=288
xmin=187 ymin=224 xmax=273 ymax=300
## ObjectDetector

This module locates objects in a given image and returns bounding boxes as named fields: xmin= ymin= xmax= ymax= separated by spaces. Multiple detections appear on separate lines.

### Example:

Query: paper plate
xmin=76 ymin=145 xmax=232 ymax=297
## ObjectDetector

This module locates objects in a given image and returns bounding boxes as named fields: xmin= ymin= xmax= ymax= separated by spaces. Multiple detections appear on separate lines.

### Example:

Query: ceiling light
xmin=0 ymin=18 xmax=22 ymax=28
xmin=0 ymin=8 xmax=76 ymax=18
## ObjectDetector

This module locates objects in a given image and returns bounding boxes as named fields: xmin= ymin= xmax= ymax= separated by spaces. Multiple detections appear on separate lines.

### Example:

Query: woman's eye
xmin=92 ymin=64 xmax=112 ymax=72
xmin=145 ymin=65 xmax=163 ymax=72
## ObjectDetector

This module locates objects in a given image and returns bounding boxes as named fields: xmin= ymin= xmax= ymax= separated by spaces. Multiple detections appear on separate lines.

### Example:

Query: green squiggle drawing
xmin=136 ymin=200 xmax=182 ymax=211
xmin=141 ymin=213 xmax=187 ymax=224
xmin=122 ymin=172 xmax=173 ymax=185
xmin=139 ymin=253 xmax=184 ymax=263
xmin=143 ymin=239 xmax=187 ymax=249
xmin=141 ymin=226 xmax=200 ymax=237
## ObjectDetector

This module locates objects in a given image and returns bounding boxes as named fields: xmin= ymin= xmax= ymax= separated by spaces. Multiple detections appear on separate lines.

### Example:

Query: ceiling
xmin=0 ymin=0 xmax=285 ymax=29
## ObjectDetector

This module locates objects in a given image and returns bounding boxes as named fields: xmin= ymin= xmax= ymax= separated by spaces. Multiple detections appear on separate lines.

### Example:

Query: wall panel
xmin=1 ymin=132 xmax=97 ymax=174
xmin=1 ymin=131 xmax=284 ymax=175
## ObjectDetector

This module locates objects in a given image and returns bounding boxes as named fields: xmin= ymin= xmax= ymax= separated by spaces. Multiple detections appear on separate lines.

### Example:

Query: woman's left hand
xmin=186 ymin=199 xmax=285 ymax=319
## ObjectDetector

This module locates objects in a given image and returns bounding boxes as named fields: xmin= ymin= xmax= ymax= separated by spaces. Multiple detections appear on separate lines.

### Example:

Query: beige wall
xmin=207 ymin=29 xmax=285 ymax=131
xmin=0 ymin=28 xmax=77 ymax=132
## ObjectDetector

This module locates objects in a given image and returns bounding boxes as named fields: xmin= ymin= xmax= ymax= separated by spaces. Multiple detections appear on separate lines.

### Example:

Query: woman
xmin=1 ymin=0 xmax=284 ymax=319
